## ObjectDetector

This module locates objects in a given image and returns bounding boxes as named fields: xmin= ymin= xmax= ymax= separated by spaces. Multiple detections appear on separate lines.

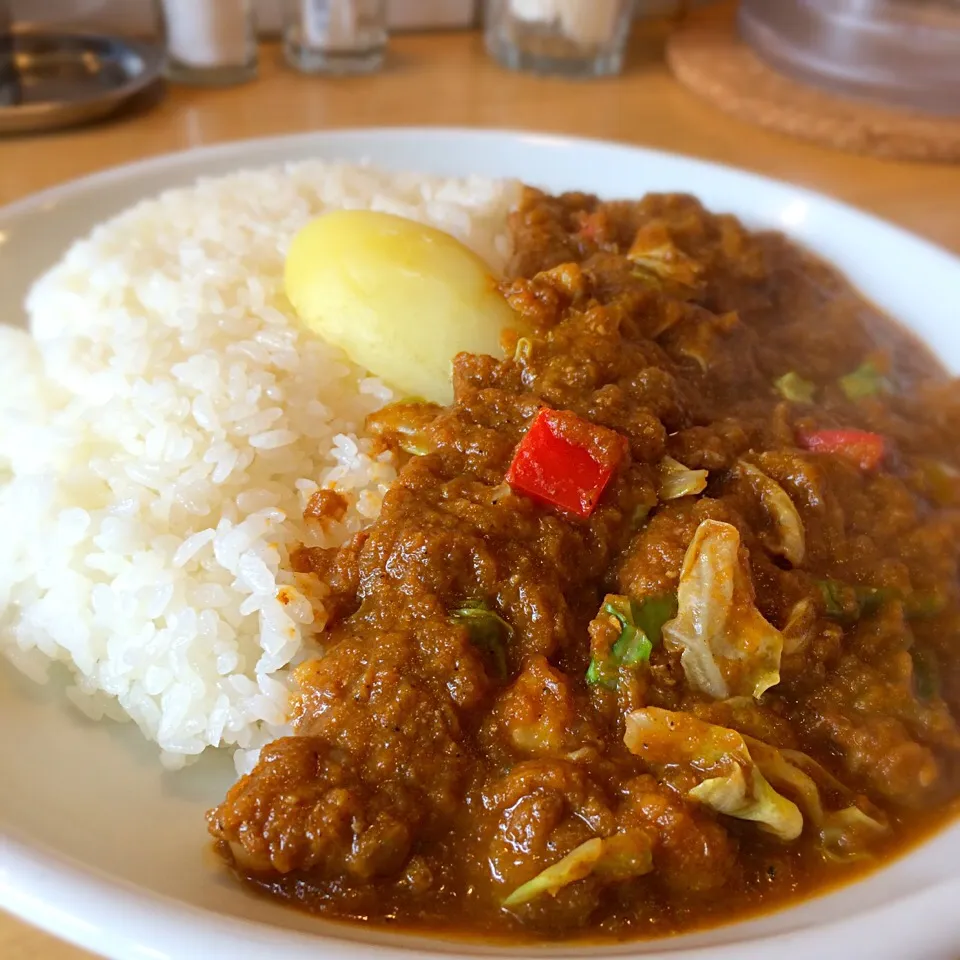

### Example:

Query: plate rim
xmin=0 ymin=124 xmax=956 ymax=272
xmin=2 ymin=125 xmax=960 ymax=960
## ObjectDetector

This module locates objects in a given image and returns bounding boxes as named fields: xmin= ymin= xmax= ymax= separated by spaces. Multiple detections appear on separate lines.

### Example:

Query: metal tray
xmin=0 ymin=27 xmax=164 ymax=135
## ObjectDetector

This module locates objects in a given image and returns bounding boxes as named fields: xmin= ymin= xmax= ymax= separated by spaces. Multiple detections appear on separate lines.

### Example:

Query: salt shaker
xmin=159 ymin=0 xmax=258 ymax=85
xmin=283 ymin=0 xmax=388 ymax=74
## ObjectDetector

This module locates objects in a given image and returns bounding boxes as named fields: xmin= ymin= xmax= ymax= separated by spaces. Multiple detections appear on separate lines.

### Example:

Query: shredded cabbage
xmin=782 ymin=597 xmax=816 ymax=656
xmin=502 ymin=838 xmax=603 ymax=908
xmin=624 ymin=707 xmax=802 ymax=841
xmin=819 ymin=806 xmax=888 ymax=861
xmin=662 ymin=519 xmax=783 ymax=700
xmin=658 ymin=456 xmax=709 ymax=501
xmin=502 ymin=832 xmax=653 ymax=909
xmin=624 ymin=708 xmax=887 ymax=855
xmin=626 ymin=224 xmax=703 ymax=290
xmin=774 ymin=371 xmax=816 ymax=403
xmin=365 ymin=399 xmax=442 ymax=457
xmin=736 ymin=461 xmax=805 ymax=566
xmin=916 ymin=457 xmax=960 ymax=507
xmin=839 ymin=360 xmax=889 ymax=401
xmin=513 ymin=338 xmax=533 ymax=364
xmin=690 ymin=765 xmax=802 ymax=840
xmin=746 ymin=738 xmax=887 ymax=860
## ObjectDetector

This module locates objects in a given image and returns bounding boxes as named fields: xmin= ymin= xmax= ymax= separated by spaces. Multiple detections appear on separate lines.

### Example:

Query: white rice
xmin=0 ymin=161 xmax=520 ymax=773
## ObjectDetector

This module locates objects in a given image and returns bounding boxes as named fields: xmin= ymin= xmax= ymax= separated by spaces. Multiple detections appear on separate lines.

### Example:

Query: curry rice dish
xmin=2 ymin=162 xmax=956 ymax=943
xmin=207 ymin=187 xmax=960 ymax=940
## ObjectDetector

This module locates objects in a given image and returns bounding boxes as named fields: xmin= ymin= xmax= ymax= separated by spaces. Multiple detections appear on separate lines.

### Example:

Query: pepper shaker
xmin=159 ymin=0 xmax=258 ymax=85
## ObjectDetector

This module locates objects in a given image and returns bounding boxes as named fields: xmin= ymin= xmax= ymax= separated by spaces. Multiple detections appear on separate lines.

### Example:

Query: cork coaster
xmin=665 ymin=6 xmax=960 ymax=163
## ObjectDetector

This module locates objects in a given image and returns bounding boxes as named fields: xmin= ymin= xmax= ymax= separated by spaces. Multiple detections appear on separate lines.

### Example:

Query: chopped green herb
xmin=585 ymin=656 xmax=618 ymax=689
xmin=855 ymin=585 xmax=897 ymax=618
xmin=905 ymin=592 xmax=948 ymax=620
xmin=633 ymin=594 xmax=678 ymax=650
xmin=631 ymin=502 xmax=654 ymax=530
xmin=816 ymin=579 xmax=895 ymax=622
xmin=607 ymin=603 xmax=651 ymax=666
xmin=774 ymin=371 xmax=816 ymax=404
xmin=451 ymin=600 xmax=511 ymax=678
xmin=658 ymin=456 xmax=709 ymax=500
xmin=916 ymin=458 xmax=960 ymax=507
xmin=586 ymin=594 xmax=677 ymax=688
xmin=911 ymin=647 xmax=941 ymax=702
xmin=816 ymin=579 xmax=939 ymax=624
xmin=839 ymin=361 xmax=889 ymax=402
xmin=816 ymin=579 xmax=861 ymax=623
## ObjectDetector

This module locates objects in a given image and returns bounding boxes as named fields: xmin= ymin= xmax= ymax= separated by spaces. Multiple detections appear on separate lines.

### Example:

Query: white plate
xmin=2 ymin=128 xmax=960 ymax=960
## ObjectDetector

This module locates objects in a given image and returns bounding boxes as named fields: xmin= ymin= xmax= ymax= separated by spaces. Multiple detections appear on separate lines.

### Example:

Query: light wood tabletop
xmin=2 ymin=22 xmax=960 ymax=960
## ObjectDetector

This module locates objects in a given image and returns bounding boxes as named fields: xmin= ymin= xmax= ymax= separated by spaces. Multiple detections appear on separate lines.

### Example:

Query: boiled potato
xmin=285 ymin=210 xmax=523 ymax=404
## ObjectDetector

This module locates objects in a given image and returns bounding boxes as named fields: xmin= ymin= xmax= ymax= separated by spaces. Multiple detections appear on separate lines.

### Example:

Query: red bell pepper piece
xmin=506 ymin=407 xmax=628 ymax=518
xmin=798 ymin=428 xmax=886 ymax=471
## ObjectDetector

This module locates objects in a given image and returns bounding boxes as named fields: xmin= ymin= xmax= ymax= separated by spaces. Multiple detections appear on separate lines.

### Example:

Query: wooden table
xmin=2 ymin=24 xmax=960 ymax=960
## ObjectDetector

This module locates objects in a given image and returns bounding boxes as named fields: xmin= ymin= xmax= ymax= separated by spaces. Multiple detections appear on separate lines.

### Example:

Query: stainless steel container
xmin=739 ymin=0 xmax=960 ymax=116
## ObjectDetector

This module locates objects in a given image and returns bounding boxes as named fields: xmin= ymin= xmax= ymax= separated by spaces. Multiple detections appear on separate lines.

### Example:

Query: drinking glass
xmin=484 ymin=0 xmax=635 ymax=78
xmin=283 ymin=0 xmax=388 ymax=75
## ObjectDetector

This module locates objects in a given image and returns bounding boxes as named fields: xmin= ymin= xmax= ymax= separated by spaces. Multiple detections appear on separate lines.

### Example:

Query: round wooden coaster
xmin=665 ymin=6 xmax=960 ymax=163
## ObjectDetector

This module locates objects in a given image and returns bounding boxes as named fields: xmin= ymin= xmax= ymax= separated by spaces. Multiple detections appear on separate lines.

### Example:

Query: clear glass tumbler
xmin=283 ymin=0 xmax=388 ymax=75
xmin=484 ymin=0 xmax=635 ymax=78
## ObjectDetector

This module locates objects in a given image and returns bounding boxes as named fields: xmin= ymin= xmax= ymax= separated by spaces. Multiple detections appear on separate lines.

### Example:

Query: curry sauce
xmin=208 ymin=188 xmax=960 ymax=941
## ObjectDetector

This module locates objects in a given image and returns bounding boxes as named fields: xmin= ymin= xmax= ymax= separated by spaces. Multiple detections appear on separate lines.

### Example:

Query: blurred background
xmin=7 ymin=0 xmax=481 ymax=33
xmin=4 ymin=1 xmax=958 ymax=111
xmin=8 ymin=0 xmax=702 ymax=33
xmin=0 ymin=0 xmax=958 ymax=220
xmin=0 ymin=0 xmax=957 ymax=234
